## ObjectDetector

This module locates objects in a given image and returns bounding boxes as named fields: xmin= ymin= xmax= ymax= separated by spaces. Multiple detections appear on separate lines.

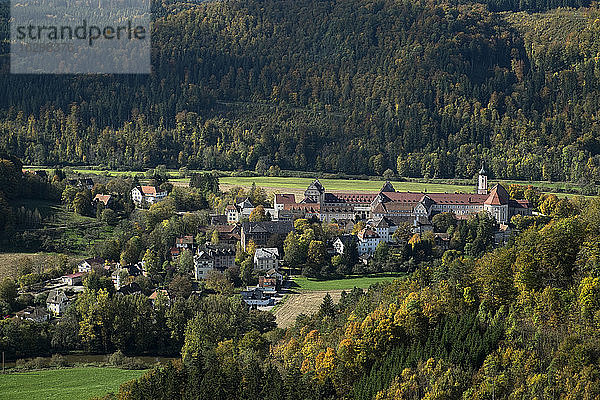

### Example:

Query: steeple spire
xmin=477 ymin=163 xmax=488 ymax=195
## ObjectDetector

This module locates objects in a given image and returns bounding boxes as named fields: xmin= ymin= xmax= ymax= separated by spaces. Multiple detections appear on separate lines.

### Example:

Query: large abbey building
xmin=275 ymin=167 xmax=531 ymax=225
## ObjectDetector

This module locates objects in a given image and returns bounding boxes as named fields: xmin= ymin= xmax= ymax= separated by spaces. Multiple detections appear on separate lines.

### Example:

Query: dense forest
xmin=2 ymin=0 xmax=600 ymax=183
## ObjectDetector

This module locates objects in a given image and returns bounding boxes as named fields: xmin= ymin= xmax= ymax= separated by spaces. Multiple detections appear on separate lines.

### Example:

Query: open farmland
xmin=274 ymin=274 xmax=406 ymax=328
xmin=220 ymin=176 xmax=471 ymax=193
xmin=24 ymin=166 xmax=595 ymax=196
xmin=274 ymin=290 xmax=344 ymax=329
xmin=0 ymin=367 xmax=146 ymax=400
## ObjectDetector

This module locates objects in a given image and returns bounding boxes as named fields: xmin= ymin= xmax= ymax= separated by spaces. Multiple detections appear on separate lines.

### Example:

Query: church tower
xmin=477 ymin=164 xmax=488 ymax=195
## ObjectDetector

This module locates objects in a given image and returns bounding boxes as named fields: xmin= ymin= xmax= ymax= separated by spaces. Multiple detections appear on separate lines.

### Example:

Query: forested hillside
xmin=2 ymin=0 xmax=600 ymax=182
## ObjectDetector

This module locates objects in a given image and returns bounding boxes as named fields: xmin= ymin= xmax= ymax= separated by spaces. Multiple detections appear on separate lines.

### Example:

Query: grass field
xmin=0 ymin=367 xmax=146 ymax=400
xmin=219 ymin=176 xmax=472 ymax=193
xmin=292 ymin=273 xmax=405 ymax=291
xmin=25 ymin=165 xmax=596 ymax=196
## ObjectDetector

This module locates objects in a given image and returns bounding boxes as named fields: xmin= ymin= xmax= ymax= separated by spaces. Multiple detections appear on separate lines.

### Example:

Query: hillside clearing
xmin=274 ymin=290 xmax=344 ymax=329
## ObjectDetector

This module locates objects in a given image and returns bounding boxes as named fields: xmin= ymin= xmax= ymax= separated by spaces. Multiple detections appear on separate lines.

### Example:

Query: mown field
xmin=273 ymin=274 xmax=405 ymax=328
xmin=274 ymin=290 xmax=344 ymax=328
xmin=25 ymin=164 xmax=599 ymax=197
xmin=25 ymin=165 xmax=597 ymax=197
xmin=220 ymin=176 xmax=472 ymax=193
xmin=0 ymin=367 xmax=146 ymax=400
xmin=292 ymin=273 xmax=405 ymax=291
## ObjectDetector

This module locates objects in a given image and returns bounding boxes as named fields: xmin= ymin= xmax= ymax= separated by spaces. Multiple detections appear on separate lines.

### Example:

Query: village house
xmin=116 ymin=282 xmax=142 ymax=296
xmin=224 ymin=197 xmax=256 ymax=223
xmin=67 ymin=177 xmax=94 ymax=190
xmin=47 ymin=289 xmax=69 ymax=316
xmin=176 ymin=235 xmax=194 ymax=249
xmin=194 ymin=251 xmax=214 ymax=280
xmin=333 ymin=234 xmax=357 ymax=255
xmin=199 ymin=224 xmax=241 ymax=246
xmin=93 ymin=194 xmax=114 ymax=208
xmin=241 ymin=220 xmax=294 ymax=248
xmin=15 ymin=306 xmax=50 ymax=323
xmin=193 ymin=245 xmax=236 ymax=280
xmin=170 ymin=247 xmax=182 ymax=259
xmin=356 ymin=228 xmax=382 ymax=255
xmin=236 ymin=197 xmax=255 ymax=219
xmin=265 ymin=267 xmax=285 ymax=284
xmin=61 ymin=272 xmax=84 ymax=286
xmin=226 ymin=205 xmax=239 ymax=223
xmin=131 ymin=185 xmax=168 ymax=206
xmin=253 ymin=247 xmax=280 ymax=271
xmin=149 ymin=289 xmax=170 ymax=306
xmin=77 ymin=257 xmax=105 ymax=273
xmin=370 ymin=216 xmax=402 ymax=242
xmin=211 ymin=214 xmax=228 ymax=225
xmin=240 ymin=287 xmax=275 ymax=307
xmin=274 ymin=194 xmax=296 ymax=211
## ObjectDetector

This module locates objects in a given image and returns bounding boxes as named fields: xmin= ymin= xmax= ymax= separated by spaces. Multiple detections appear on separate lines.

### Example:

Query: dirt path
xmin=274 ymin=290 xmax=344 ymax=329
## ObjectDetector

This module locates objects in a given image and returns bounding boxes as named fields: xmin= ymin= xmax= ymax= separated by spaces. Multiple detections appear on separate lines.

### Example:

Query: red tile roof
xmin=484 ymin=184 xmax=510 ymax=205
xmin=93 ymin=194 xmax=112 ymax=205
xmin=176 ymin=235 xmax=194 ymax=245
xmin=284 ymin=203 xmax=321 ymax=211
xmin=427 ymin=193 xmax=489 ymax=204
xmin=141 ymin=186 xmax=161 ymax=195
xmin=275 ymin=194 xmax=296 ymax=204
xmin=64 ymin=272 xmax=84 ymax=279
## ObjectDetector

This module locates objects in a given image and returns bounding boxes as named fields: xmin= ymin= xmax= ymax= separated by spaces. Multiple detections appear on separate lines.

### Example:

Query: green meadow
xmin=24 ymin=166 xmax=596 ymax=196
xmin=292 ymin=273 xmax=405 ymax=291
xmin=219 ymin=176 xmax=471 ymax=193
xmin=0 ymin=367 xmax=146 ymax=400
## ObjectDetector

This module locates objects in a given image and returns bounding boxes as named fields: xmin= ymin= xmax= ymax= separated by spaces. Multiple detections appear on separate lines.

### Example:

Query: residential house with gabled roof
xmin=116 ymin=282 xmax=142 ymax=296
xmin=226 ymin=204 xmax=239 ymax=223
xmin=236 ymin=197 xmax=255 ymax=219
xmin=68 ymin=177 xmax=94 ymax=190
xmin=241 ymin=221 xmax=294 ymax=248
xmin=193 ymin=245 xmax=236 ymax=279
xmin=176 ymin=235 xmax=195 ymax=249
xmin=93 ymin=194 xmax=113 ymax=207
xmin=61 ymin=272 xmax=84 ymax=286
xmin=265 ymin=267 xmax=284 ymax=283
xmin=357 ymin=228 xmax=382 ymax=255
xmin=211 ymin=214 xmax=228 ymax=225
xmin=78 ymin=257 xmax=105 ymax=273
xmin=15 ymin=306 xmax=50 ymax=322
xmin=371 ymin=216 xmax=401 ymax=242
xmin=254 ymin=248 xmax=280 ymax=271
xmin=333 ymin=234 xmax=357 ymax=255
xmin=240 ymin=287 xmax=275 ymax=307
xmin=274 ymin=194 xmax=296 ymax=211
xmin=47 ymin=290 xmax=69 ymax=316
xmin=131 ymin=185 xmax=168 ymax=206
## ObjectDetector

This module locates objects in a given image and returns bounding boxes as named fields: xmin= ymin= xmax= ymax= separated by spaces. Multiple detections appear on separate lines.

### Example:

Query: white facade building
xmin=254 ymin=248 xmax=280 ymax=271
xmin=131 ymin=186 xmax=168 ymax=206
